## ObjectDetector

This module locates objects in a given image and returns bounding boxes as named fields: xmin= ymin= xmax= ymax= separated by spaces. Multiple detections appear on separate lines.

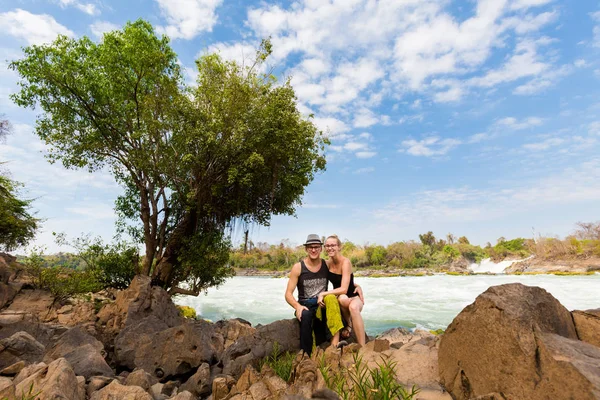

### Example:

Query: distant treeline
xmin=230 ymin=222 xmax=600 ymax=271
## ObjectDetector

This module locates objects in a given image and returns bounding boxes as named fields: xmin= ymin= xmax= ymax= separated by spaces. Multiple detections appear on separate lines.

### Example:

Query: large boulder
xmin=438 ymin=283 xmax=599 ymax=399
xmin=0 ymin=331 xmax=45 ymax=369
xmin=131 ymin=321 xmax=219 ymax=381
xmin=15 ymin=358 xmax=84 ymax=400
xmin=221 ymin=319 xmax=300 ymax=378
xmin=573 ymin=308 xmax=600 ymax=348
xmin=4 ymin=289 xmax=57 ymax=322
xmin=114 ymin=315 xmax=169 ymax=370
xmin=44 ymin=326 xmax=113 ymax=379
xmin=96 ymin=275 xmax=182 ymax=335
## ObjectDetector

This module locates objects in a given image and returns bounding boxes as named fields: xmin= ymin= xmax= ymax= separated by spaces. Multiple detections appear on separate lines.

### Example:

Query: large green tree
xmin=0 ymin=117 xmax=39 ymax=251
xmin=10 ymin=20 xmax=326 ymax=295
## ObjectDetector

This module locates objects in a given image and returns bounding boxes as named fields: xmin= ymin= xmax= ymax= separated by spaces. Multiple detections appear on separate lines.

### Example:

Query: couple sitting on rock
xmin=285 ymin=234 xmax=366 ymax=356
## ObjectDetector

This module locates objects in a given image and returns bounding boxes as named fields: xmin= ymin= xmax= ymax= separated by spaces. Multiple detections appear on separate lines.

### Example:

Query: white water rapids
xmin=174 ymin=274 xmax=600 ymax=336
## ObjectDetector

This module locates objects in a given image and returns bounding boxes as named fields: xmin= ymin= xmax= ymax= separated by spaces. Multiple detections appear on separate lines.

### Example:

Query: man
xmin=285 ymin=234 xmax=329 ymax=356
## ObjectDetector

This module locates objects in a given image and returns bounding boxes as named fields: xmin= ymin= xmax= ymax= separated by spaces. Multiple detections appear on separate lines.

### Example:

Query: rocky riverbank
xmin=235 ymin=255 xmax=600 ymax=278
xmin=0 ymin=253 xmax=599 ymax=399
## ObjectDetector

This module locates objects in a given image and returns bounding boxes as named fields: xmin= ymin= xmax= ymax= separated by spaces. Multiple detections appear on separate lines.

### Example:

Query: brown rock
xmin=248 ymin=380 xmax=271 ymax=400
xmin=531 ymin=332 xmax=600 ymax=399
xmin=0 ymin=331 xmax=45 ymax=368
xmin=44 ymin=327 xmax=112 ymax=379
xmin=133 ymin=322 xmax=217 ymax=380
xmin=0 ymin=376 xmax=15 ymax=399
xmin=57 ymin=301 xmax=96 ymax=326
xmin=438 ymin=283 xmax=586 ymax=400
xmin=114 ymin=315 xmax=168 ymax=370
xmin=0 ymin=283 xmax=18 ymax=310
xmin=573 ymin=309 xmax=600 ymax=347
xmin=216 ymin=319 xmax=256 ymax=350
xmin=44 ymin=326 xmax=104 ymax=359
xmin=170 ymin=391 xmax=195 ymax=400
xmin=264 ymin=374 xmax=288 ymax=397
xmin=90 ymin=380 xmax=153 ymax=400
xmin=235 ymin=364 xmax=261 ymax=392
xmin=212 ymin=375 xmax=236 ymax=400
xmin=15 ymin=358 xmax=84 ymax=400
xmin=5 ymin=289 xmax=57 ymax=323
xmin=87 ymin=376 xmax=114 ymax=398
xmin=125 ymin=368 xmax=158 ymax=391
xmin=180 ymin=362 xmax=210 ymax=396
xmin=0 ymin=360 xmax=24 ymax=376
xmin=96 ymin=275 xmax=182 ymax=335
xmin=369 ymin=338 xmax=389 ymax=352
xmin=13 ymin=362 xmax=46 ymax=386
xmin=221 ymin=319 xmax=300 ymax=379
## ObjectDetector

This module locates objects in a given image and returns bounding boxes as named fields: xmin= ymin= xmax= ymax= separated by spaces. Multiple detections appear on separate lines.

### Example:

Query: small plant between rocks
xmin=319 ymin=352 xmax=420 ymax=400
xmin=259 ymin=341 xmax=295 ymax=382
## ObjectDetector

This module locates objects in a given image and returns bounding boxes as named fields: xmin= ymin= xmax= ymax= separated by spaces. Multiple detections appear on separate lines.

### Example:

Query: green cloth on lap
xmin=316 ymin=294 xmax=344 ymax=336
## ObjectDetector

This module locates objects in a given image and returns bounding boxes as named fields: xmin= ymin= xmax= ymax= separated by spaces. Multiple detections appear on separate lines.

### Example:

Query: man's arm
xmin=285 ymin=262 xmax=307 ymax=321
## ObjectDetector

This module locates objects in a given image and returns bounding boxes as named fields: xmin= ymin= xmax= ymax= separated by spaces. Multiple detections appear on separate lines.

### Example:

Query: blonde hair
xmin=326 ymin=234 xmax=342 ymax=247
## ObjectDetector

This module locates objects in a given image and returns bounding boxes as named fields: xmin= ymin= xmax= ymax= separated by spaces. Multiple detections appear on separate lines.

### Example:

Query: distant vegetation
xmin=230 ymin=222 xmax=600 ymax=272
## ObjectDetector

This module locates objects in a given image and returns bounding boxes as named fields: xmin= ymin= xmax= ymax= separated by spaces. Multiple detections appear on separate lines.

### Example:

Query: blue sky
xmin=1 ymin=0 xmax=600 ymax=253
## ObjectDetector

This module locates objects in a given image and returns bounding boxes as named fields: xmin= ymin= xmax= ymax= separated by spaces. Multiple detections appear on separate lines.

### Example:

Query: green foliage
xmin=10 ymin=20 xmax=326 ymax=295
xmin=55 ymin=234 xmax=139 ymax=289
xmin=0 ymin=171 xmax=39 ymax=251
xmin=366 ymin=245 xmax=387 ymax=266
xmin=22 ymin=248 xmax=103 ymax=302
xmin=177 ymin=305 xmax=197 ymax=319
xmin=319 ymin=353 xmax=419 ymax=400
xmin=442 ymin=245 xmax=460 ymax=260
xmin=260 ymin=342 xmax=295 ymax=382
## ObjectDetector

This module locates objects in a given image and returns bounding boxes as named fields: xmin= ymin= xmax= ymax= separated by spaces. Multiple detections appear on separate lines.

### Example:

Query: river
xmin=174 ymin=274 xmax=600 ymax=336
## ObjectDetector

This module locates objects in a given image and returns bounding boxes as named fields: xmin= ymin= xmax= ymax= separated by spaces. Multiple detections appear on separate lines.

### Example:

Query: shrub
xmin=260 ymin=342 xmax=295 ymax=382
xmin=319 ymin=352 xmax=419 ymax=400
xmin=177 ymin=305 xmax=197 ymax=319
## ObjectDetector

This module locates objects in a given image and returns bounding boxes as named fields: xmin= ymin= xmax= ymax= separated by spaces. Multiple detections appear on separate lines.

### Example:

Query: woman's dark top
xmin=328 ymin=270 xmax=358 ymax=298
xmin=297 ymin=259 xmax=328 ymax=302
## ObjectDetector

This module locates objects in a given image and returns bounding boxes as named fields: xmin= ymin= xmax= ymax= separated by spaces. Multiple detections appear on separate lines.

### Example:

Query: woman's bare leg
xmin=338 ymin=295 xmax=352 ymax=329
xmin=348 ymin=297 xmax=365 ymax=346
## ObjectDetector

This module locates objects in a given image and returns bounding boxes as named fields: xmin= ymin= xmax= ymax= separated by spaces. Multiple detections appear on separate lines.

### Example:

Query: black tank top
xmin=328 ymin=271 xmax=358 ymax=298
xmin=297 ymin=259 xmax=328 ymax=302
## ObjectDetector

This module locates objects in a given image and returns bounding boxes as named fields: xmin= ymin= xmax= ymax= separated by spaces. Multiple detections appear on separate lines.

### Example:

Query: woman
xmin=317 ymin=235 xmax=366 ymax=346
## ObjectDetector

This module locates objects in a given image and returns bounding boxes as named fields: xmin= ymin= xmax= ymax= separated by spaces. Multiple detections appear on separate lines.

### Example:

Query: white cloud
xmin=204 ymin=42 xmax=259 ymax=68
xmin=400 ymin=137 xmax=462 ymax=157
xmin=522 ymin=137 xmax=564 ymax=151
xmin=155 ymin=0 xmax=222 ymax=40
xmin=90 ymin=21 xmax=119 ymax=38
xmin=344 ymin=142 xmax=368 ymax=152
xmin=574 ymin=59 xmax=586 ymax=68
xmin=66 ymin=204 xmax=116 ymax=219
xmin=509 ymin=0 xmax=554 ymax=11
xmin=241 ymin=0 xmax=566 ymax=137
xmin=353 ymin=108 xmax=379 ymax=128
xmin=353 ymin=167 xmax=375 ymax=174
xmin=0 ymin=9 xmax=74 ymax=45
xmin=55 ymin=0 xmax=99 ymax=15
xmin=313 ymin=117 xmax=349 ymax=138
xmin=355 ymin=151 xmax=377 ymax=159
xmin=469 ymin=39 xmax=549 ymax=88
xmin=496 ymin=116 xmax=543 ymax=130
